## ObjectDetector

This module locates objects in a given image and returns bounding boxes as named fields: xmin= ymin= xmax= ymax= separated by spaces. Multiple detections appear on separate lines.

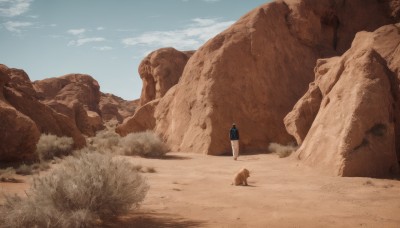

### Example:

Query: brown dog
xmin=232 ymin=168 xmax=250 ymax=186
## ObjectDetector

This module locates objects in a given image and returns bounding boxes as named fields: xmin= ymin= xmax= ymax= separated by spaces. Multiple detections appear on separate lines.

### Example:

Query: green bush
xmin=0 ymin=152 xmax=149 ymax=227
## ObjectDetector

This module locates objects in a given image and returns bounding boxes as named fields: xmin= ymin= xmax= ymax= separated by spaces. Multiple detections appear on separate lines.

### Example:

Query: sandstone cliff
xmin=118 ymin=0 xmax=398 ymax=155
xmin=285 ymin=23 xmax=400 ymax=177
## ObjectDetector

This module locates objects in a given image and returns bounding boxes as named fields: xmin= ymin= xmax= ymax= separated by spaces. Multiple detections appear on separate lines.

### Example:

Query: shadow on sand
xmin=102 ymin=211 xmax=205 ymax=228
xmin=161 ymin=154 xmax=192 ymax=160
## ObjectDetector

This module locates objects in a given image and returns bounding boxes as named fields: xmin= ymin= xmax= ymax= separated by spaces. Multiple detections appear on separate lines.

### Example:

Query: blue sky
xmin=0 ymin=0 xmax=269 ymax=100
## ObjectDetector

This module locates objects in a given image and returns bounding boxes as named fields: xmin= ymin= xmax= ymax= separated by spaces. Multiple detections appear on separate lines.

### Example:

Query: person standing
xmin=230 ymin=123 xmax=240 ymax=160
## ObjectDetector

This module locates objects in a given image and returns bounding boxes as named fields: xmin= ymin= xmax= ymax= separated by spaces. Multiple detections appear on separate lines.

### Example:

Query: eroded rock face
xmin=116 ymin=99 xmax=159 ymax=136
xmin=138 ymin=48 xmax=194 ymax=106
xmin=0 ymin=101 xmax=40 ymax=162
xmin=34 ymin=74 xmax=104 ymax=136
xmin=119 ymin=0 xmax=399 ymax=155
xmin=99 ymin=93 xmax=138 ymax=123
xmin=285 ymin=24 xmax=400 ymax=177
xmin=0 ymin=65 xmax=86 ymax=162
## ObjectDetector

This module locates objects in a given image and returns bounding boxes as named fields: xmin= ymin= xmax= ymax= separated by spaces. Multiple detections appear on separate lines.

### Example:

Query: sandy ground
xmin=1 ymin=152 xmax=400 ymax=228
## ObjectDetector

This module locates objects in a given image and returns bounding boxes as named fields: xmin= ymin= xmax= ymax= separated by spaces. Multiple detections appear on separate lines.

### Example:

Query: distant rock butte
xmin=285 ymin=23 xmax=400 ymax=177
xmin=118 ymin=0 xmax=398 ymax=156
xmin=138 ymin=48 xmax=194 ymax=106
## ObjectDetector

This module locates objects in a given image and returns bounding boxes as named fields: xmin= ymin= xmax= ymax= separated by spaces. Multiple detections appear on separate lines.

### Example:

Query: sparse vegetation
xmin=0 ymin=152 xmax=149 ymax=228
xmin=268 ymin=142 xmax=298 ymax=158
xmin=36 ymin=134 xmax=74 ymax=161
xmin=15 ymin=164 xmax=33 ymax=175
xmin=86 ymin=128 xmax=121 ymax=153
xmin=0 ymin=167 xmax=20 ymax=183
xmin=119 ymin=131 xmax=169 ymax=158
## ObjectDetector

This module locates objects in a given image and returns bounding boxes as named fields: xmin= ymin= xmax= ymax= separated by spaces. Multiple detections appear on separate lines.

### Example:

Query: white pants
xmin=231 ymin=140 xmax=239 ymax=159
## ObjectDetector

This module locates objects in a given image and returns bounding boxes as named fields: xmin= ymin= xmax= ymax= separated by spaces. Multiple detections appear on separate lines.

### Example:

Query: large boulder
xmin=34 ymin=74 xmax=104 ymax=136
xmin=138 ymin=48 xmax=194 ymax=106
xmin=119 ymin=0 xmax=399 ymax=155
xmin=285 ymin=24 xmax=400 ymax=177
xmin=0 ymin=66 xmax=40 ymax=161
xmin=0 ymin=100 xmax=40 ymax=162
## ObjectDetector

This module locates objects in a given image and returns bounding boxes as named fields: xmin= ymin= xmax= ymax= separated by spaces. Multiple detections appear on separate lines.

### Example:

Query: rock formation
xmin=116 ymin=99 xmax=159 ymax=136
xmin=285 ymin=23 xmax=400 ymax=177
xmin=99 ymin=93 xmax=138 ymax=123
xmin=118 ymin=0 xmax=399 ymax=155
xmin=138 ymin=48 xmax=194 ymax=106
xmin=0 ymin=65 xmax=86 ymax=162
xmin=34 ymin=74 xmax=104 ymax=136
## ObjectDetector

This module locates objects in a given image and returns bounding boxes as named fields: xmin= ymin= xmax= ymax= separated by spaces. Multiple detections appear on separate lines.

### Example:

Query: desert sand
xmin=2 ymin=152 xmax=399 ymax=227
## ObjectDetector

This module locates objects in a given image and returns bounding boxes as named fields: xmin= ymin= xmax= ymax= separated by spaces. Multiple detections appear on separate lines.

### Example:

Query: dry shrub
xmin=268 ymin=142 xmax=298 ymax=158
xmin=0 ymin=152 xmax=149 ymax=228
xmin=36 ymin=134 xmax=74 ymax=161
xmin=15 ymin=164 xmax=33 ymax=175
xmin=0 ymin=167 xmax=18 ymax=182
xmin=120 ymin=131 xmax=169 ymax=158
xmin=87 ymin=129 xmax=120 ymax=153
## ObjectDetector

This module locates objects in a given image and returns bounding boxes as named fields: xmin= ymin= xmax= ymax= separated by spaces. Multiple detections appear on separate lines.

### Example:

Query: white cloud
xmin=68 ymin=37 xmax=106 ymax=46
xmin=0 ymin=0 xmax=32 ymax=17
xmin=122 ymin=18 xmax=234 ymax=50
xmin=96 ymin=26 xmax=104 ymax=30
xmin=67 ymin=28 xmax=85 ymax=35
xmin=93 ymin=46 xmax=113 ymax=51
xmin=3 ymin=20 xmax=32 ymax=32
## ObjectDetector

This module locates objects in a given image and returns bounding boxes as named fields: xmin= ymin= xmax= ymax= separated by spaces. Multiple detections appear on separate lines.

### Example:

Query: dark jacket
xmin=230 ymin=127 xmax=239 ymax=140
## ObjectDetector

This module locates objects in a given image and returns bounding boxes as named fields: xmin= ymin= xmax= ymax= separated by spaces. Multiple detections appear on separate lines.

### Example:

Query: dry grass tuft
xmin=268 ymin=143 xmax=298 ymax=158
xmin=0 ymin=152 xmax=149 ymax=228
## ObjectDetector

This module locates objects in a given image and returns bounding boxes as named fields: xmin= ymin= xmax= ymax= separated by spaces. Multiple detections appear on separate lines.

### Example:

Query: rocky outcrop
xmin=34 ymin=74 xmax=104 ymax=136
xmin=285 ymin=24 xmax=400 ymax=177
xmin=138 ymin=48 xmax=194 ymax=106
xmin=0 ymin=101 xmax=40 ymax=162
xmin=118 ymin=0 xmax=399 ymax=155
xmin=0 ymin=66 xmax=40 ymax=161
xmin=99 ymin=93 xmax=138 ymax=123
xmin=116 ymin=99 xmax=159 ymax=136
xmin=0 ymin=65 xmax=86 ymax=162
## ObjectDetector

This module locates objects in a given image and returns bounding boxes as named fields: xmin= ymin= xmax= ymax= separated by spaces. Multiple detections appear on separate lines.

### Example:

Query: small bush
xmin=268 ymin=143 xmax=298 ymax=158
xmin=36 ymin=134 xmax=74 ymax=161
xmin=31 ymin=162 xmax=51 ymax=171
xmin=0 ymin=167 xmax=17 ymax=182
xmin=0 ymin=152 xmax=149 ymax=227
xmin=87 ymin=129 xmax=120 ymax=153
xmin=15 ymin=164 xmax=33 ymax=175
xmin=120 ymin=131 xmax=169 ymax=158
